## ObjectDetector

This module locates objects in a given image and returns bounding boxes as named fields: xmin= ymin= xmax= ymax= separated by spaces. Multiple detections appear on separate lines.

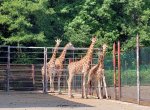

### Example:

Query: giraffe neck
xmin=48 ymin=44 xmax=59 ymax=63
xmin=84 ymin=42 xmax=95 ymax=59
xmin=103 ymin=49 xmax=107 ymax=57
xmin=58 ymin=46 xmax=68 ymax=62
xmin=98 ymin=49 xmax=107 ymax=68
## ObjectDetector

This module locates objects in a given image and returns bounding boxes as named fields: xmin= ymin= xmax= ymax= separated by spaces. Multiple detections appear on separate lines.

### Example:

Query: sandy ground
xmin=0 ymin=92 xmax=150 ymax=110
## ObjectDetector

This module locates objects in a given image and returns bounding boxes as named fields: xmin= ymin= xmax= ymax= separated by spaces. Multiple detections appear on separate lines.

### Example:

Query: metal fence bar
xmin=43 ymin=47 xmax=47 ymax=93
xmin=136 ymin=34 xmax=140 ymax=104
xmin=118 ymin=41 xmax=121 ymax=100
xmin=32 ymin=64 xmax=35 ymax=85
xmin=113 ymin=43 xmax=117 ymax=100
xmin=6 ymin=46 xmax=10 ymax=92
xmin=0 ymin=45 xmax=99 ymax=50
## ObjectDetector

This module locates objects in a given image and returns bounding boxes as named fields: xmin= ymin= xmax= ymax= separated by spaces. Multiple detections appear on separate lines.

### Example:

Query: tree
xmin=0 ymin=0 xmax=149 ymax=50
xmin=62 ymin=0 xmax=150 ymax=50
xmin=0 ymin=0 xmax=46 ymax=46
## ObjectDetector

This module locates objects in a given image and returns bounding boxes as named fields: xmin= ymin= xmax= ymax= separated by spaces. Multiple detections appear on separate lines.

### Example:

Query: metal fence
xmin=0 ymin=44 xmax=149 ymax=106
xmin=0 ymin=46 xmax=99 ymax=94
xmin=120 ymin=46 xmax=150 ymax=105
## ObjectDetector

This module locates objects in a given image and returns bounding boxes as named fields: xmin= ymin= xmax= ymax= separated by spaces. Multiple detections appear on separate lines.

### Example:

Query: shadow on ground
xmin=0 ymin=91 xmax=93 ymax=108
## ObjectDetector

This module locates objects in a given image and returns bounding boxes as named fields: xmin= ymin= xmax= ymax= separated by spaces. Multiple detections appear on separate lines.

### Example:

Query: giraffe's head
xmin=66 ymin=42 xmax=75 ymax=50
xmin=91 ymin=36 xmax=97 ymax=43
xmin=102 ymin=44 xmax=108 ymax=51
xmin=55 ymin=39 xmax=62 ymax=45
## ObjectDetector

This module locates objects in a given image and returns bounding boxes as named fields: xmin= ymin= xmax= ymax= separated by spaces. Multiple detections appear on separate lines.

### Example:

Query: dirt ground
xmin=107 ymin=86 xmax=150 ymax=106
xmin=0 ymin=91 xmax=150 ymax=110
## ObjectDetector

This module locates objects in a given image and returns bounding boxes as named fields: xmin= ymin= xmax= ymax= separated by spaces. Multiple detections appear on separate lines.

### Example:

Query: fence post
xmin=118 ymin=41 xmax=121 ymax=100
xmin=31 ymin=64 xmax=35 ymax=85
xmin=136 ymin=34 xmax=140 ymax=104
xmin=43 ymin=47 xmax=47 ymax=93
xmin=7 ymin=46 xmax=10 ymax=92
xmin=113 ymin=43 xmax=117 ymax=99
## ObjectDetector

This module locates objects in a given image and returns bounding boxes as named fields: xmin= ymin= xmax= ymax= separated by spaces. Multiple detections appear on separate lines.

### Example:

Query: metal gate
xmin=0 ymin=46 xmax=99 ymax=93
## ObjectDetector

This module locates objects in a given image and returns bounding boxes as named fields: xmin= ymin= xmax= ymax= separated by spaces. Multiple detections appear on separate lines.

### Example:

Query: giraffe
xmin=54 ymin=42 xmax=74 ymax=93
xmin=41 ymin=39 xmax=61 ymax=92
xmin=87 ymin=44 xmax=108 ymax=99
xmin=67 ymin=36 xmax=97 ymax=98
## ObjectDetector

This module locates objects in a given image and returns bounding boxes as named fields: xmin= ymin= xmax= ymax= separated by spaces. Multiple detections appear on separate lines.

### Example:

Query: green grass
xmin=104 ymin=65 xmax=150 ymax=86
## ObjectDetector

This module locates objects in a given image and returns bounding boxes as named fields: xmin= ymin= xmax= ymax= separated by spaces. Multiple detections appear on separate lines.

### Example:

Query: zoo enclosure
xmin=0 ymin=46 xmax=100 ymax=93
xmin=111 ymin=36 xmax=150 ymax=105
xmin=0 ymin=41 xmax=150 ymax=106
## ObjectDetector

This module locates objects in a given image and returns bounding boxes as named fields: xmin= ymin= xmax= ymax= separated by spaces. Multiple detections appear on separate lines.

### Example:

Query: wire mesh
xmin=120 ymin=49 xmax=137 ymax=102
xmin=120 ymin=47 xmax=150 ymax=105
xmin=104 ymin=54 xmax=114 ymax=99
xmin=139 ymin=47 xmax=150 ymax=105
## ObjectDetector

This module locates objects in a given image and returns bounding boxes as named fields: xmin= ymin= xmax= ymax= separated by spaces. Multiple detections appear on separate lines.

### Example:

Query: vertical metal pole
xmin=113 ymin=43 xmax=116 ymax=99
xmin=73 ymin=49 xmax=75 ymax=62
xmin=118 ymin=41 xmax=121 ymax=100
xmin=43 ymin=47 xmax=47 ymax=93
xmin=136 ymin=34 xmax=140 ymax=104
xmin=7 ymin=46 xmax=10 ymax=92
xmin=125 ymin=60 xmax=128 ymax=85
xmin=32 ymin=64 xmax=35 ymax=85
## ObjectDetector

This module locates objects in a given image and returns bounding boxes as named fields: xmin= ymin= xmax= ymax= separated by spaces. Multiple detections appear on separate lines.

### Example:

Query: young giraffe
xmin=67 ymin=37 xmax=97 ymax=98
xmin=54 ymin=42 xmax=74 ymax=93
xmin=41 ymin=39 xmax=61 ymax=92
xmin=87 ymin=44 xmax=108 ymax=99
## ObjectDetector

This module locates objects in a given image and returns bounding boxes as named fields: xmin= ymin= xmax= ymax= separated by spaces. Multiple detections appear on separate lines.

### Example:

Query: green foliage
xmin=0 ymin=0 xmax=150 ymax=50
xmin=0 ymin=0 xmax=47 ymax=46
xmin=13 ymin=52 xmax=33 ymax=64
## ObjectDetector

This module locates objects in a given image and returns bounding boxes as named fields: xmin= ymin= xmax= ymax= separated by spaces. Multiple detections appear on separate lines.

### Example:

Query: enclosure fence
xmin=119 ymin=46 xmax=150 ymax=105
xmin=0 ymin=46 xmax=99 ymax=94
xmin=0 ymin=43 xmax=149 ymax=106
xmin=111 ymin=36 xmax=150 ymax=105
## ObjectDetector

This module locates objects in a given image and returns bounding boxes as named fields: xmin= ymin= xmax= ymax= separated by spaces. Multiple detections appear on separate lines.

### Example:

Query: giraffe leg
xmin=41 ymin=68 xmax=44 ymax=92
xmin=86 ymin=79 xmax=90 ymax=98
xmin=94 ymin=81 xmax=99 ymax=99
xmin=42 ymin=79 xmax=44 ymax=92
xmin=58 ymin=75 xmax=61 ymax=94
xmin=42 ymin=69 xmax=48 ymax=93
xmin=86 ymin=73 xmax=92 ymax=98
xmin=101 ymin=79 xmax=104 ymax=98
xmin=49 ymin=75 xmax=54 ymax=92
xmin=82 ymin=73 xmax=88 ymax=99
xmin=49 ymin=76 xmax=52 ymax=92
xmin=98 ymin=80 xmax=102 ymax=99
xmin=67 ymin=73 xmax=74 ymax=98
xmin=103 ymin=74 xmax=108 ymax=99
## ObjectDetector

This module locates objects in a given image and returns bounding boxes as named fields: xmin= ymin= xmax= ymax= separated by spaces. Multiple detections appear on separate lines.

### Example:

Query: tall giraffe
xmin=67 ymin=37 xmax=97 ymax=98
xmin=87 ymin=44 xmax=108 ymax=99
xmin=53 ymin=42 xmax=74 ymax=93
xmin=41 ymin=39 xmax=61 ymax=92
